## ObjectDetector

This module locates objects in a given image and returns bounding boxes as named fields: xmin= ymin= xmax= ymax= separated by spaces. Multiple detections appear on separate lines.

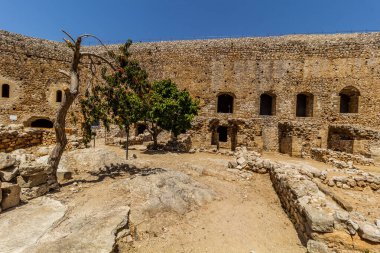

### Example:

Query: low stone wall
xmin=0 ymin=124 xmax=84 ymax=152
xmin=311 ymin=148 xmax=374 ymax=167
xmin=0 ymin=125 xmax=43 ymax=153
xmin=323 ymin=172 xmax=380 ymax=191
xmin=229 ymin=148 xmax=380 ymax=252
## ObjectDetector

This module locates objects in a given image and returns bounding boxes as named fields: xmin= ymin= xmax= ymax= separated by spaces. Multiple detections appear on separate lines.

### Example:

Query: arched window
xmin=260 ymin=93 xmax=276 ymax=115
xmin=2 ymin=84 xmax=10 ymax=98
xmin=56 ymin=90 xmax=63 ymax=103
xmin=296 ymin=93 xmax=314 ymax=117
xmin=339 ymin=86 xmax=360 ymax=113
xmin=217 ymin=94 xmax=234 ymax=113
xmin=30 ymin=119 xmax=54 ymax=128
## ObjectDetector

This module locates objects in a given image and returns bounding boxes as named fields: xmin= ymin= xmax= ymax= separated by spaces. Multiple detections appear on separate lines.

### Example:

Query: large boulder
xmin=17 ymin=172 xmax=48 ymax=188
xmin=55 ymin=148 xmax=125 ymax=175
xmin=0 ymin=166 xmax=19 ymax=182
xmin=127 ymin=170 xmax=215 ymax=216
xmin=20 ymin=184 xmax=49 ymax=201
xmin=306 ymin=240 xmax=330 ymax=253
xmin=0 ymin=197 xmax=67 ymax=253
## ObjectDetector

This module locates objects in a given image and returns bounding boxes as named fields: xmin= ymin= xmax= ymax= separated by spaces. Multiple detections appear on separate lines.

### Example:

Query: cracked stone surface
xmin=0 ymin=197 xmax=66 ymax=253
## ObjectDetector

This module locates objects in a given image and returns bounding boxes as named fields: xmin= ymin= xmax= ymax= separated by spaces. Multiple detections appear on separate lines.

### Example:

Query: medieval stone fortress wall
xmin=2 ymin=30 xmax=380 ymax=158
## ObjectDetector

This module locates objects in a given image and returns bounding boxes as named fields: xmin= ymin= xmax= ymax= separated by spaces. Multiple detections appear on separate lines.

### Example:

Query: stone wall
xmin=0 ymin=124 xmax=81 ymax=153
xmin=278 ymin=121 xmax=325 ymax=157
xmin=311 ymin=148 xmax=374 ymax=167
xmin=0 ymin=124 xmax=43 ymax=152
xmin=229 ymin=148 xmax=380 ymax=252
xmin=3 ymin=30 xmax=380 ymax=151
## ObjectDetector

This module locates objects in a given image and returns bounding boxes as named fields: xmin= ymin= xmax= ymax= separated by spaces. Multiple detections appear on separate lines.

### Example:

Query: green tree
xmin=81 ymin=41 xmax=149 ymax=159
xmin=145 ymin=79 xmax=199 ymax=149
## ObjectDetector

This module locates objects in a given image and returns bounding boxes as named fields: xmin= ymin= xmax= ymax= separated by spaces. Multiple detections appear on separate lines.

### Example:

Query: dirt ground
xmin=78 ymin=144 xmax=306 ymax=253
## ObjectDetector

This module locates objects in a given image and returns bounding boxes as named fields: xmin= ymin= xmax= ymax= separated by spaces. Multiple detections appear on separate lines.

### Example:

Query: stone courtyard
xmin=0 ymin=30 xmax=380 ymax=253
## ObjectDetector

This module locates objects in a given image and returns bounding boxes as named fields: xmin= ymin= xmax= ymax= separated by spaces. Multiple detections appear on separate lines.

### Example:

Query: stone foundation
xmin=230 ymin=148 xmax=380 ymax=252
xmin=311 ymin=148 xmax=374 ymax=167
xmin=0 ymin=124 xmax=43 ymax=153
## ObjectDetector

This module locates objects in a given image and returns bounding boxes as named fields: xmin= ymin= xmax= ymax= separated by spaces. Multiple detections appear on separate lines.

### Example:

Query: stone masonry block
xmin=1 ymin=182 xmax=21 ymax=210
xmin=304 ymin=206 xmax=334 ymax=233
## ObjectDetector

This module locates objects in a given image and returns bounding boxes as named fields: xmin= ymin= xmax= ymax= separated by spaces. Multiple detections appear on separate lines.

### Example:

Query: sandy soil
xmin=103 ymin=146 xmax=306 ymax=253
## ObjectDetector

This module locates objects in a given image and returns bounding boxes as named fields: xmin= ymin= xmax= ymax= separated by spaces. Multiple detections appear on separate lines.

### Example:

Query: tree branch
xmin=62 ymin=30 xmax=75 ymax=43
xmin=78 ymin=34 xmax=110 ymax=52
xmin=80 ymin=52 xmax=116 ymax=71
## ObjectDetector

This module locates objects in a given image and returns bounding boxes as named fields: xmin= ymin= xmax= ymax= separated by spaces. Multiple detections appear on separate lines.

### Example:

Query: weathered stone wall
xmin=0 ymin=124 xmax=44 ymax=152
xmin=230 ymin=148 xmax=380 ymax=252
xmin=278 ymin=121 xmax=325 ymax=157
xmin=0 ymin=31 xmax=74 ymax=127
xmin=2 ymin=30 xmax=380 ymax=151
xmin=128 ymin=33 xmax=380 ymax=151
xmin=311 ymin=148 xmax=375 ymax=167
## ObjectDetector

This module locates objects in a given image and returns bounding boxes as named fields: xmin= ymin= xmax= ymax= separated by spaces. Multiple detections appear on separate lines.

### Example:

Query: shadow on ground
xmin=60 ymin=163 xmax=167 ymax=187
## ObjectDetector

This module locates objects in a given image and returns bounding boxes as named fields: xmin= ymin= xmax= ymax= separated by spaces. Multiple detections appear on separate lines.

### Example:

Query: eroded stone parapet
xmin=19 ymin=162 xmax=49 ymax=176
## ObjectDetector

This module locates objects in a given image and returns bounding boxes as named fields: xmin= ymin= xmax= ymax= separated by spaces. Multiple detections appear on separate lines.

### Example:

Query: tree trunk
xmin=47 ymin=37 xmax=82 ymax=189
xmin=171 ymin=132 xmax=178 ymax=142
xmin=146 ymin=121 xmax=159 ymax=150
xmin=125 ymin=125 xmax=129 ymax=160
xmin=152 ymin=132 xmax=158 ymax=149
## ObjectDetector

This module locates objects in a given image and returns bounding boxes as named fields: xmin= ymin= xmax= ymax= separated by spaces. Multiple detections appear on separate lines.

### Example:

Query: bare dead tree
xmin=47 ymin=31 xmax=115 ymax=189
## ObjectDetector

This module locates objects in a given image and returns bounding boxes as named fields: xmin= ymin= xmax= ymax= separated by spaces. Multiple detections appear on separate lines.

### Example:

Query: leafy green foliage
xmin=80 ymin=87 xmax=109 ymax=144
xmin=147 ymin=79 xmax=199 ymax=138
xmin=80 ymin=41 xmax=148 ymax=144
xmin=80 ymin=41 xmax=198 ymax=151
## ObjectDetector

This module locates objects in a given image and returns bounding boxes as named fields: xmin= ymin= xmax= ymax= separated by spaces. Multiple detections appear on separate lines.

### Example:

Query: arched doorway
xmin=30 ymin=119 xmax=54 ymax=128
xmin=136 ymin=124 xmax=147 ymax=135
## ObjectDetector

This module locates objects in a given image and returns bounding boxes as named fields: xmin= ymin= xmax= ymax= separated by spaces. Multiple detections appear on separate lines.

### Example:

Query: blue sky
xmin=1 ymin=0 xmax=380 ymax=44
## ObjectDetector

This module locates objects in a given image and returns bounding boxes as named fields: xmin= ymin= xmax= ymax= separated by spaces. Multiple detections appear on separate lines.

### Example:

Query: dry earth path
xmin=111 ymin=146 xmax=306 ymax=253
xmin=0 ymin=145 xmax=306 ymax=253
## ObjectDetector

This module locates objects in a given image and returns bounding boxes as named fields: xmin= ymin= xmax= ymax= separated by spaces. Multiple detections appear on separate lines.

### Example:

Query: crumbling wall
xmin=328 ymin=124 xmax=380 ymax=160
xmin=0 ymin=124 xmax=43 ymax=152
xmin=311 ymin=148 xmax=374 ymax=167
xmin=278 ymin=121 xmax=325 ymax=157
